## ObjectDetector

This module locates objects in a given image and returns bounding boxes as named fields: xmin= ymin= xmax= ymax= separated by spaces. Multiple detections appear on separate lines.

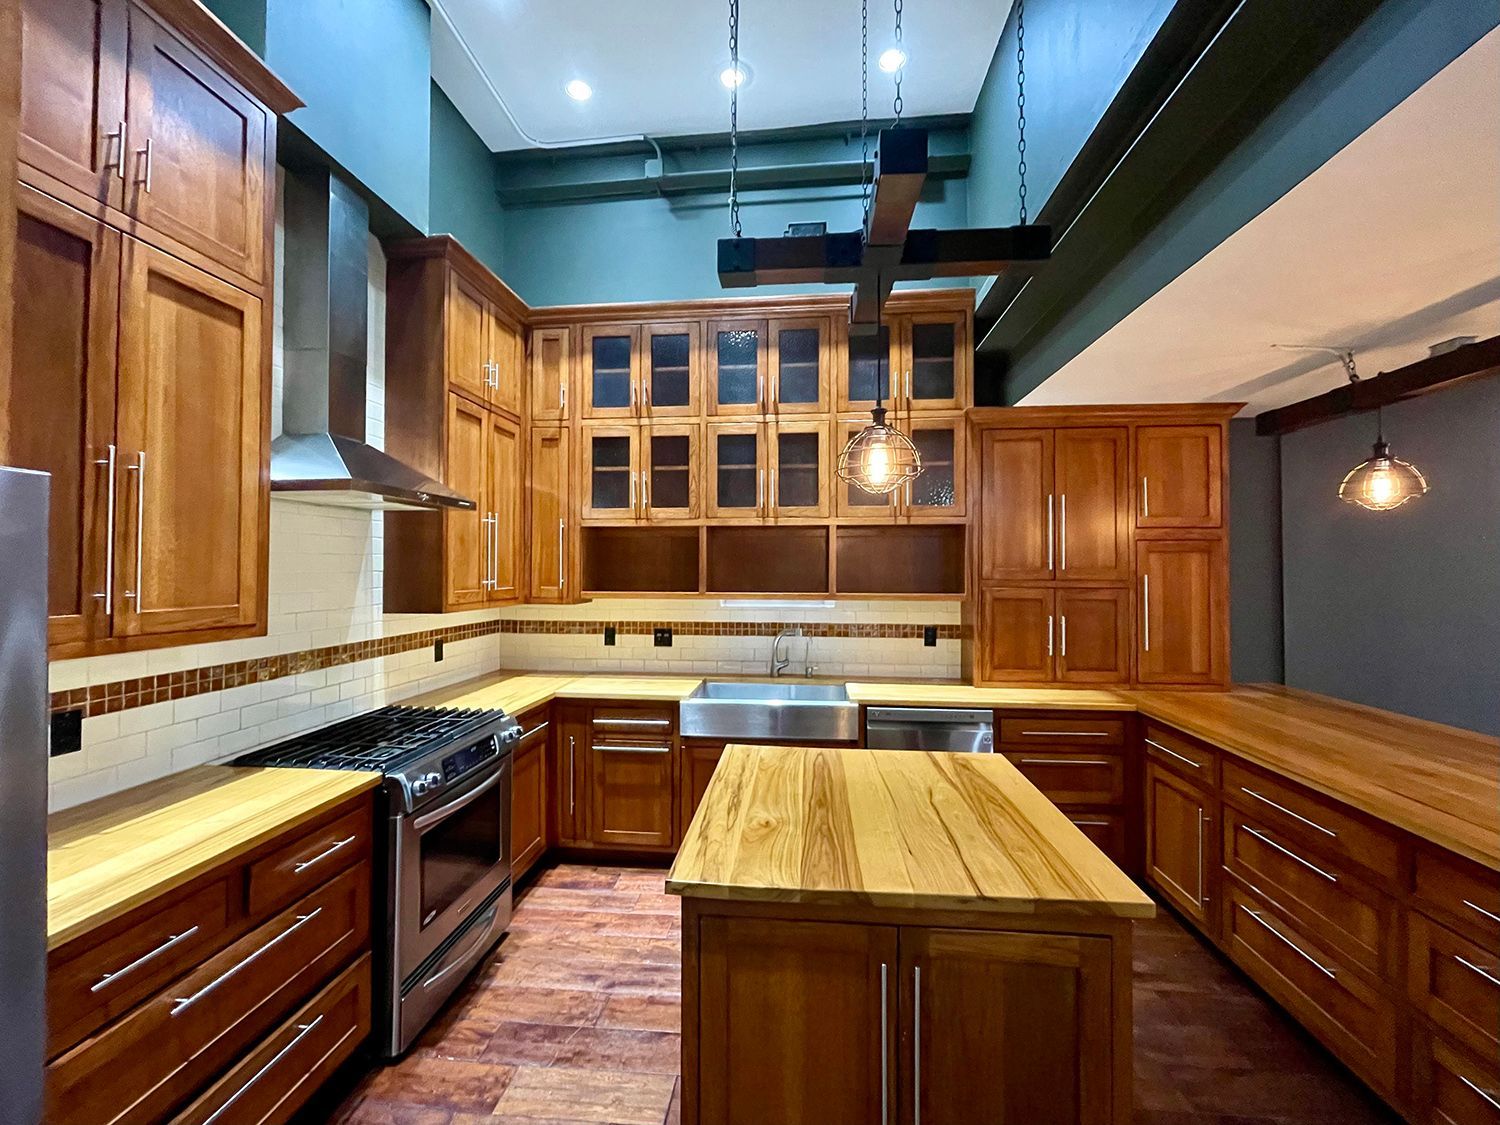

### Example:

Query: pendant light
xmin=1338 ymin=405 xmax=1429 ymax=511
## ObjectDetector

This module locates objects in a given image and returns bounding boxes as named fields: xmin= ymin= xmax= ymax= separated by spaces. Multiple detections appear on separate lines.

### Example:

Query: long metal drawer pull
xmin=93 ymin=444 xmax=117 ymax=614
xmin=1240 ymin=907 xmax=1336 ymax=979
xmin=125 ymin=452 xmax=146 ymax=608
xmin=1238 ymin=787 xmax=1337 ymax=837
xmin=200 ymin=1014 xmax=325 ymax=1125
xmin=1145 ymin=738 xmax=1201 ymax=768
xmin=1046 ymin=614 xmax=1053 ymax=658
xmin=1197 ymin=809 xmax=1206 ymax=905
xmin=596 ymin=717 xmax=672 ymax=727
xmin=1060 ymin=614 xmax=1067 ymax=657
xmin=1141 ymin=573 xmax=1150 ymax=651
xmin=592 ymin=744 xmax=671 ymax=754
xmin=879 ymin=961 xmax=890 ymax=1125
xmin=1455 ymin=955 xmax=1500 ymax=989
xmin=913 ymin=964 xmax=922 ymax=1125
xmin=170 ymin=908 xmax=323 ymax=1015
xmin=292 ymin=835 xmax=357 ymax=874
xmin=1464 ymin=899 xmax=1500 ymax=925
xmin=519 ymin=720 xmax=551 ymax=742
xmin=1018 ymin=758 xmax=1109 ymax=767
xmin=1242 ymin=826 xmax=1339 ymax=883
xmin=1070 ymin=819 xmax=1112 ymax=828
xmin=1021 ymin=730 xmax=1110 ymax=738
xmin=103 ymin=120 xmax=126 ymax=178
xmin=92 ymin=925 xmax=202 ymax=993
xmin=1459 ymin=1073 xmax=1500 ymax=1110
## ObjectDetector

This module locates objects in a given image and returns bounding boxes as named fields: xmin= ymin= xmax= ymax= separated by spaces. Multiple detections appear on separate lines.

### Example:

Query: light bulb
xmin=878 ymin=48 xmax=907 ymax=73
xmin=564 ymin=79 xmax=593 ymax=102
xmin=1367 ymin=468 xmax=1397 ymax=506
xmin=720 ymin=65 xmax=747 ymax=90
xmin=866 ymin=443 xmax=891 ymax=486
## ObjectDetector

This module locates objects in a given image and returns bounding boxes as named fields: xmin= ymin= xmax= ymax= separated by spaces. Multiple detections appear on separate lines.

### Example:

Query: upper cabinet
xmin=529 ymin=326 xmax=572 ymax=422
xmin=1135 ymin=424 xmax=1223 ymax=529
xmin=768 ymin=318 xmax=831 ymax=415
xmin=582 ymin=324 xmax=640 ymax=419
xmin=840 ymin=305 xmax=970 ymax=415
xmin=708 ymin=318 xmax=767 ymax=417
xmin=644 ymin=322 xmax=701 ymax=417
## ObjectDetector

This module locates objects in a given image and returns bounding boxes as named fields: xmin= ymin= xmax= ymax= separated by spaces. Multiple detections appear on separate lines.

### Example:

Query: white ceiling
xmin=1021 ymin=27 xmax=1500 ymax=416
xmin=428 ymin=0 xmax=1014 ymax=152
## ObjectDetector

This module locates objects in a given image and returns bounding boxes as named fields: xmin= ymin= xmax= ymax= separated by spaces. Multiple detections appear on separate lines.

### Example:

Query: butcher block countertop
xmin=47 ymin=766 xmax=378 ymax=951
xmin=667 ymin=744 xmax=1156 ymax=918
xmin=409 ymin=672 xmax=705 ymax=715
xmin=846 ymin=682 xmax=1128 ymax=709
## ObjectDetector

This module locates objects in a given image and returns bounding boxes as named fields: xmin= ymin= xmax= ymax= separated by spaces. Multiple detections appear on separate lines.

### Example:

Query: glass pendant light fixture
xmin=1338 ymin=406 xmax=1429 ymax=511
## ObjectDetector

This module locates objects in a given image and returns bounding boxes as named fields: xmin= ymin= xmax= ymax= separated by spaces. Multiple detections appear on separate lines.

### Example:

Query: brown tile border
xmin=51 ymin=618 xmax=959 ymax=717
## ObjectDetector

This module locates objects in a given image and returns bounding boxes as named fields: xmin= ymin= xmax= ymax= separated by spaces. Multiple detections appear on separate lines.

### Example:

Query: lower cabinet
xmin=510 ymin=708 xmax=550 ymax=881
xmin=1417 ymin=1028 xmax=1500 ymax=1125
xmin=681 ymin=740 xmax=726 ymax=837
xmin=553 ymin=705 xmax=591 ymax=846
xmin=1144 ymin=761 xmax=1217 ymax=934
xmin=551 ymin=703 xmax=679 ymax=852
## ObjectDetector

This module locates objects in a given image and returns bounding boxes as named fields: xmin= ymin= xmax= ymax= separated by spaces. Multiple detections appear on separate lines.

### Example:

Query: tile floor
xmin=326 ymin=863 xmax=1400 ymax=1125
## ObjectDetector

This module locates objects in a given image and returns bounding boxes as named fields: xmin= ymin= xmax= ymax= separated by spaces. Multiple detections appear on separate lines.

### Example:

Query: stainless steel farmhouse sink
xmin=679 ymin=681 xmax=859 ymax=743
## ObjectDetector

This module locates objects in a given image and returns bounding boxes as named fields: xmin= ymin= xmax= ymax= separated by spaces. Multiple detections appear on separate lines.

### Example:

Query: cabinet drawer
xmin=591 ymin=705 xmax=676 ymax=735
xmin=247 ymin=805 xmax=372 ymax=917
xmin=998 ymin=716 xmax=1124 ymax=747
xmin=1221 ymin=883 xmax=1397 ymax=1096
xmin=1062 ymin=811 xmax=1128 ymax=868
xmin=48 ymin=879 xmax=234 ymax=1060
xmin=1414 ymin=847 xmax=1500 ymax=946
xmin=169 ymin=954 xmax=373 ymax=1125
xmin=47 ymin=864 xmax=370 ymax=1125
xmin=1222 ymin=760 xmax=1399 ymax=879
xmin=1422 ymin=1032 xmax=1500 ymax=1125
xmin=1003 ymin=751 xmax=1125 ymax=805
xmin=1141 ymin=722 xmax=1219 ymax=787
xmin=1221 ymin=807 xmax=1395 ymax=980
xmin=1410 ymin=911 xmax=1500 ymax=1057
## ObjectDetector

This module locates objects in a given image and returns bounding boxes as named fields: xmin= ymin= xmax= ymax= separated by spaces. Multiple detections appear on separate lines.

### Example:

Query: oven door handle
xmin=411 ymin=766 xmax=506 ymax=833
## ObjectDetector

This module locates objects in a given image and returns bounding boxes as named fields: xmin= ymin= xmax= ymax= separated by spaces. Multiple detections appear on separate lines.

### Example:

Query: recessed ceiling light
xmin=564 ymin=79 xmax=593 ymax=102
xmin=878 ymin=47 xmax=907 ymax=73
xmin=720 ymin=64 xmax=749 ymax=90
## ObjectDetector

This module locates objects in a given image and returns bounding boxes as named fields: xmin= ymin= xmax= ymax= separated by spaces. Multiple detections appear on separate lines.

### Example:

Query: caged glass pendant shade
xmin=1338 ymin=440 xmax=1429 ymax=511
xmin=837 ymin=406 xmax=922 ymax=495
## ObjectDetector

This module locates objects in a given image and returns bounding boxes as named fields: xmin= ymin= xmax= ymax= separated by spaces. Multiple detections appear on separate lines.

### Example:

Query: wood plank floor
xmin=327 ymin=863 xmax=1400 ymax=1125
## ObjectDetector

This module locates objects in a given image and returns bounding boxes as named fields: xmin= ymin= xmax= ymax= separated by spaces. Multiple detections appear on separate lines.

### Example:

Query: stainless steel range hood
xmin=270 ymin=168 xmax=474 ymax=512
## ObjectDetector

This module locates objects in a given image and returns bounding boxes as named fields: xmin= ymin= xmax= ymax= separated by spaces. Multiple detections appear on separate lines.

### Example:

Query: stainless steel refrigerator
xmin=0 ymin=466 xmax=48 ymax=1123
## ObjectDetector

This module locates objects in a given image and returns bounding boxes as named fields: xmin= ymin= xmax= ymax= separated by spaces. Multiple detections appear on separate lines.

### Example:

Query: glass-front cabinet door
xmin=902 ymin=415 xmax=966 ymax=519
xmin=768 ymin=318 xmax=829 ymax=415
xmin=900 ymin=310 xmax=967 ymax=413
xmin=834 ymin=416 xmax=897 ymax=521
xmin=582 ymin=325 xmax=640 ymax=419
xmin=707 ymin=422 xmax=765 ymax=519
xmin=642 ymin=423 xmax=699 ymax=521
xmin=709 ymin=319 xmax=767 ymax=417
xmin=643 ymin=322 xmax=700 ymax=417
xmin=582 ymin=424 xmax=640 ymax=520
xmin=839 ymin=323 xmax=898 ymax=414
xmin=770 ymin=422 xmax=830 ymax=519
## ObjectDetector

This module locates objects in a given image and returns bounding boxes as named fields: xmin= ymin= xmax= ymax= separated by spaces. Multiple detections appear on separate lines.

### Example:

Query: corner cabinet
xmin=9 ymin=0 xmax=297 ymax=661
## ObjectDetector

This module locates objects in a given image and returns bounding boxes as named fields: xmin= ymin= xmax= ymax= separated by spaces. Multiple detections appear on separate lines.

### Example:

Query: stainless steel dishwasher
xmin=864 ymin=707 xmax=995 ymax=753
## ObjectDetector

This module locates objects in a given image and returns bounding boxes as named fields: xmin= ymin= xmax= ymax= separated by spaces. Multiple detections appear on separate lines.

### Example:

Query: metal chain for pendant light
xmin=860 ymin=0 xmax=871 ymax=224
xmin=728 ymin=0 xmax=742 ymax=237
xmin=892 ymin=0 xmax=904 ymax=124
xmin=1015 ymin=0 xmax=1028 ymax=223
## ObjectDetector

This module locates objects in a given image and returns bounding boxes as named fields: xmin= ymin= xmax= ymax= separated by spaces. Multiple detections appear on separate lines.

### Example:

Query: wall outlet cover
xmin=434 ymin=639 xmax=444 ymax=662
xmin=50 ymin=709 xmax=83 ymax=756
xmin=654 ymin=627 xmax=673 ymax=647
xmin=923 ymin=625 xmax=938 ymax=647
xmin=604 ymin=626 xmax=616 ymax=646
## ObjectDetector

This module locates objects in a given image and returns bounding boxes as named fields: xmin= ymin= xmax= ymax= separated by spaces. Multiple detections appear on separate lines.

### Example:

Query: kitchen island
xmin=668 ymin=744 xmax=1154 ymax=1125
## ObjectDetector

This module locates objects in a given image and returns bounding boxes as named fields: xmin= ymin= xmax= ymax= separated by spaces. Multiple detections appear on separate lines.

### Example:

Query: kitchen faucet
xmin=770 ymin=627 xmax=803 ymax=677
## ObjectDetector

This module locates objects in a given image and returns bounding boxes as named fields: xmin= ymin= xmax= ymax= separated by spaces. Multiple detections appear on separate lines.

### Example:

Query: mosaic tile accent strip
xmin=50 ymin=619 xmax=961 ymax=716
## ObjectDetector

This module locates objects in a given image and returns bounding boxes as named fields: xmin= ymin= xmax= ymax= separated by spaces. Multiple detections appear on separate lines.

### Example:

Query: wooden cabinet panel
xmin=680 ymin=741 xmax=724 ymax=841
xmin=527 ymin=425 xmax=570 ymax=602
xmin=1003 ymin=751 xmax=1125 ymax=805
xmin=581 ymin=324 xmax=640 ymax=419
xmin=511 ymin=719 xmax=548 ymax=881
xmin=554 ymin=708 xmax=590 ymax=846
xmin=904 ymin=414 xmax=966 ymax=520
xmin=486 ymin=411 xmax=522 ymax=603
xmin=840 ymin=321 xmax=896 ymax=414
xmin=18 ymin=0 xmax=129 ymax=208
xmin=1063 ymin=812 xmax=1129 ymax=868
xmin=897 ymin=310 xmax=968 ymax=414
xmin=443 ymin=394 xmax=489 ymax=607
xmin=998 ymin=716 xmax=1126 ymax=746
xmin=708 ymin=318 xmax=767 ymax=417
xmin=582 ymin=423 xmax=640 ymax=521
xmin=980 ymin=587 xmax=1054 ymax=682
xmin=768 ymin=317 xmax=829 ymax=415
xmin=643 ymin=321 xmax=701 ymax=417
xmin=490 ymin=315 xmax=523 ymax=417
xmin=590 ymin=741 xmax=674 ymax=849
xmin=707 ymin=421 xmax=765 ymax=519
xmin=643 ymin=423 xmax=701 ymax=521
xmin=10 ymin=187 xmax=120 ymax=650
xmin=528 ymin=325 xmax=571 ymax=421
xmin=1136 ymin=539 xmax=1223 ymax=685
xmin=770 ymin=420 xmax=829 ymax=519
xmin=1055 ymin=587 xmax=1130 ymax=684
xmin=445 ymin=271 xmax=491 ymax=404
xmin=1413 ymin=847 xmax=1500 ymax=947
xmin=1055 ymin=427 xmax=1129 ymax=580
xmin=1145 ymin=762 xmax=1215 ymax=931
xmin=901 ymin=928 xmax=1114 ymax=1125
xmin=124 ymin=4 xmax=268 ymax=282
xmin=1419 ymin=1031 xmax=1500 ymax=1125
xmin=1409 ymin=911 xmax=1500 ymax=1058
xmin=978 ymin=428 xmax=1054 ymax=582
xmin=696 ymin=918 xmax=897 ymax=1125
xmin=246 ymin=805 xmax=371 ymax=918
xmin=1135 ymin=424 xmax=1222 ymax=529
xmin=1141 ymin=722 xmax=1219 ymax=788
xmin=114 ymin=238 xmax=262 ymax=638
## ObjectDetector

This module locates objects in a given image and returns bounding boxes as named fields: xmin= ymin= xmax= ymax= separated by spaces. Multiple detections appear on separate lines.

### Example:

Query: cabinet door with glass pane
xmin=708 ymin=319 xmax=767 ymax=417
xmin=770 ymin=421 xmax=830 ymax=519
xmin=582 ymin=325 xmax=640 ymax=419
xmin=707 ymin=422 xmax=766 ymax=520
xmin=582 ymin=424 xmax=640 ymax=521
xmin=839 ymin=322 xmax=898 ymax=414
xmin=643 ymin=322 xmax=700 ymax=418
xmin=902 ymin=415 xmax=966 ymax=520
xmin=898 ymin=310 xmax=968 ymax=413
xmin=768 ymin=318 xmax=829 ymax=415
xmin=642 ymin=424 xmax=699 ymax=522
xmin=833 ymin=416 xmax=898 ymax=522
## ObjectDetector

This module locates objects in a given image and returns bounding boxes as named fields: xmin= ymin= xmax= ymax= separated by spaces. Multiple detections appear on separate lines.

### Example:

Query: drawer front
xmin=1062 ymin=811 xmax=1127 ymax=868
xmin=1414 ymin=847 xmax=1500 ymax=946
xmin=169 ymin=954 xmax=373 ymax=1125
xmin=1221 ymin=807 xmax=1394 ymax=979
xmin=47 ymin=864 xmax=370 ymax=1125
xmin=1141 ymin=722 xmax=1219 ymax=787
xmin=1003 ymin=751 xmax=1125 ymax=805
xmin=591 ymin=704 xmax=676 ymax=736
xmin=998 ymin=716 xmax=1125 ymax=747
xmin=247 ymin=804 xmax=372 ymax=918
xmin=1222 ymin=883 xmax=1397 ymax=1096
xmin=1422 ymin=1032 xmax=1500 ymax=1125
xmin=1410 ymin=911 xmax=1500 ymax=1057
xmin=48 ymin=879 xmax=234 ymax=1061
xmin=1222 ymin=760 xmax=1400 ymax=879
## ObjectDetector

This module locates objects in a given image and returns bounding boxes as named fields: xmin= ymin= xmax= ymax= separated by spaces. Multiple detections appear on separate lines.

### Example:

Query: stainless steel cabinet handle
xmin=904 ymin=369 xmax=912 ymax=403
xmin=913 ymin=964 xmax=922 ymax=1125
xmin=480 ymin=514 xmax=494 ymax=589
xmin=1145 ymin=738 xmax=1201 ymax=768
xmin=292 ymin=834 xmax=357 ymax=875
xmin=492 ymin=510 xmax=501 ymax=588
xmin=758 ymin=468 xmax=765 ymax=515
xmin=1464 ymin=898 xmax=1500 ymax=925
xmin=1238 ymin=787 xmax=1337 ymax=837
xmin=1060 ymin=493 xmax=1068 ymax=569
xmin=770 ymin=466 xmax=778 ymax=511
xmin=1021 ymin=730 xmax=1109 ymax=738
xmin=1239 ymin=906 xmax=1335 ymax=978
xmin=1019 ymin=758 xmax=1109 ymax=767
xmin=124 ymin=451 xmax=145 ymax=609
xmin=93 ymin=444 xmax=117 ymax=614
xmin=103 ymin=120 xmax=126 ymax=179
xmin=1459 ymin=1073 xmax=1500 ymax=1110
xmin=568 ymin=735 xmax=577 ymax=814
xmin=1141 ymin=573 xmax=1150 ymax=652
xmin=171 ymin=908 xmax=323 ymax=1015
xmin=595 ymin=717 xmax=672 ymax=727
xmin=629 ymin=470 xmax=636 ymax=512
xmin=200 ymin=1013 xmax=325 ymax=1125
xmin=641 ymin=469 xmax=650 ymax=513
xmin=92 ymin=925 xmax=201 ymax=993
xmin=559 ymin=380 xmax=567 ymax=410
xmin=1046 ymin=494 xmax=1054 ymax=571
xmin=1242 ymin=826 xmax=1338 ymax=883
xmin=592 ymin=743 xmax=672 ymax=754
xmin=1070 ymin=818 xmax=1112 ymax=827
xmin=1197 ymin=808 xmax=1206 ymax=905
xmin=1455 ymin=954 xmax=1500 ymax=989
xmin=1060 ymin=614 xmax=1067 ymax=658
xmin=879 ymin=961 xmax=890 ymax=1125
xmin=1141 ymin=475 xmax=1150 ymax=518
xmin=558 ymin=519 xmax=566 ymax=589
xmin=1046 ymin=614 xmax=1054 ymax=658
xmin=135 ymin=138 xmax=153 ymax=192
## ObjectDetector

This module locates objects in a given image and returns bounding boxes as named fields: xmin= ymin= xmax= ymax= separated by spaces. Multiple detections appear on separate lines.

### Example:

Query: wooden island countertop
xmin=668 ymin=743 xmax=1155 ymax=918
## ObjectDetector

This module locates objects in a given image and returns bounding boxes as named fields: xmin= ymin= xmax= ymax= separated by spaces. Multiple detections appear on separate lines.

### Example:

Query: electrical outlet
xmin=434 ymin=639 xmax=444 ymax=662
xmin=50 ymin=709 xmax=83 ymax=756
xmin=923 ymin=625 xmax=938 ymax=647
xmin=654 ymin=627 xmax=673 ymax=647
xmin=604 ymin=626 xmax=616 ymax=646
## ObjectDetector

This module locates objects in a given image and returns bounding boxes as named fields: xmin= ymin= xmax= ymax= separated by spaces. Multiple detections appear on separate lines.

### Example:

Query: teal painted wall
xmin=429 ymin=83 xmax=506 ymax=277
xmin=203 ymin=0 xmax=266 ymax=54
xmin=1004 ymin=0 xmax=1499 ymax=401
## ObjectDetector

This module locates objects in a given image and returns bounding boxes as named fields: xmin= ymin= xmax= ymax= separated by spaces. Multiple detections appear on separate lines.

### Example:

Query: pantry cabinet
xmin=1135 ymin=424 xmax=1223 ymax=529
xmin=527 ymin=425 xmax=571 ymax=602
xmin=529 ymin=325 xmax=571 ymax=421
xmin=1137 ymin=539 xmax=1225 ymax=685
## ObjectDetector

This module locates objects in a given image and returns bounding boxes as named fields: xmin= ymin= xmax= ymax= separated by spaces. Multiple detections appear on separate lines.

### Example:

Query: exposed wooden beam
xmin=863 ymin=127 xmax=928 ymax=247
xmin=1255 ymin=336 xmax=1500 ymax=435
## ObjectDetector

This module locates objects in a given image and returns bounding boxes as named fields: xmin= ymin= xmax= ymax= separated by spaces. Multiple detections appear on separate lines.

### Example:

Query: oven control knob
xmin=410 ymin=777 xmax=430 ymax=797
xmin=424 ymin=771 xmax=443 ymax=788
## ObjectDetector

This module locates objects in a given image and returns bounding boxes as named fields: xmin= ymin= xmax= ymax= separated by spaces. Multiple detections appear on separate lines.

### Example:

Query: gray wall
xmin=1229 ymin=419 xmax=1284 ymax=684
xmin=1280 ymin=375 xmax=1500 ymax=735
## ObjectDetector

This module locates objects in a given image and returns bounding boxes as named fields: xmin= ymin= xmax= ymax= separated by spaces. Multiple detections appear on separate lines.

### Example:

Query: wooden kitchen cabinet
xmin=768 ymin=317 xmax=830 ymax=415
xmin=708 ymin=318 xmax=767 ymax=416
xmin=529 ymin=325 xmax=572 ymax=421
xmin=680 ymin=740 xmax=725 ymax=839
xmin=1135 ymin=424 xmax=1223 ymax=529
xmin=553 ymin=706 xmax=591 ymax=846
xmin=581 ymin=424 xmax=640 ymax=521
xmin=1137 ymin=539 xmax=1225 ymax=685
xmin=838 ymin=300 xmax=972 ymax=416
xmin=510 ymin=709 xmax=550 ymax=882
xmin=446 ymin=269 xmax=492 ymax=404
xmin=769 ymin=420 xmax=831 ymax=519
xmin=643 ymin=321 xmax=701 ymax=417
xmin=486 ymin=411 xmax=522 ymax=602
xmin=1145 ymin=761 xmax=1217 ymax=933
xmin=903 ymin=414 xmax=967 ymax=520
xmin=707 ymin=422 xmax=766 ymax=519
xmin=981 ymin=587 xmax=1128 ymax=685
xmin=582 ymin=324 xmax=640 ymax=419
xmin=1055 ymin=587 xmax=1130 ymax=684
xmin=643 ymin=423 xmax=701 ymax=520
xmin=588 ymin=705 xmax=677 ymax=850
xmin=834 ymin=414 xmax=898 ymax=521
xmin=1055 ymin=427 xmax=1130 ymax=580
xmin=441 ymin=394 xmax=489 ymax=609
xmin=527 ymin=425 xmax=571 ymax=602
xmin=977 ymin=428 xmax=1053 ymax=581
xmin=980 ymin=587 xmax=1055 ymax=683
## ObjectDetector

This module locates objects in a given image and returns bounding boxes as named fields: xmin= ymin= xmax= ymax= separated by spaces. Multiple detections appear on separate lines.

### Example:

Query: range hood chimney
xmin=270 ymin=168 xmax=474 ymax=511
